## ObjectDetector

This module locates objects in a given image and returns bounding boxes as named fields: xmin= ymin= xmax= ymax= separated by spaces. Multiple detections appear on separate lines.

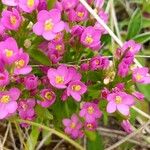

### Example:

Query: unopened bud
xmin=24 ymin=39 xmax=31 ymax=48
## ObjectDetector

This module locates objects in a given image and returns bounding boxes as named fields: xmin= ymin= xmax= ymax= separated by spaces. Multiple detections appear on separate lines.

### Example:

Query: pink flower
xmin=0 ymin=70 xmax=9 ymax=87
xmin=37 ymin=0 xmax=47 ymax=11
xmin=33 ymin=9 xmax=65 ymax=40
xmin=132 ymin=67 xmax=150 ymax=84
xmin=85 ymin=121 xmax=98 ymax=131
xmin=122 ymin=40 xmax=141 ymax=55
xmin=18 ymin=99 xmax=36 ymax=120
xmin=71 ymin=25 xmax=85 ymax=37
xmin=0 ymin=37 xmax=19 ymax=64
xmin=38 ymin=89 xmax=56 ymax=107
xmin=47 ymin=65 xmax=72 ymax=89
xmin=121 ymin=120 xmax=133 ymax=134
xmin=18 ymin=0 xmax=39 ymax=13
xmin=48 ymin=50 xmax=62 ymax=64
xmin=61 ymin=0 xmax=79 ymax=10
xmin=132 ymin=91 xmax=144 ymax=101
xmin=68 ymin=4 xmax=88 ymax=22
xmin=1 ymin=8 xmax=21 ymax=31
xmin=79 ymin=102 xmax=102 ymax=122
xmin=0 ymin=20 xmax=5 ymax=35
xmin=94 ymin=10 xmax=108 ymax=33
xmin=0 ymin=88 xmax=20 ymax=119
xmin=62 ymin=114 xmax=83 ymax=139
xmin=94 ymin=0 xmax=104 ymax=9
xmin=67 ymin=80 xmax=87 ymax=101
xmin=81 ymin=26 xmax=102 ymax=50
xmin=101 ymin=88 xmax=110 ymax=99
xmin=80 ymin=63 xmax=89 ymax=71
xmin=89 ymin=56 xmax=109 ymax=70
xmin=61 ymin=90 xmax=68 ymax=101
xmin=2 ymin=0 xmax=18 ymax=6
xmin=118 ymin=61 xmax=130 ymax=77
xmin=14 ymin=52 xmax=32 ymax=75
xmin=48 ymin=41 xmax=65 ymax=55
xmin=106 ymin=92 xmax=135 ymax=116
xmin=24 ymin=74 xmax=38 ymax=90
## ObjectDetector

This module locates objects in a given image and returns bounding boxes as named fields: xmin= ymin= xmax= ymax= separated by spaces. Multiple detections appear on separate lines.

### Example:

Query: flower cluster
xmin=0 ymin=0 xmax=150 ymax=143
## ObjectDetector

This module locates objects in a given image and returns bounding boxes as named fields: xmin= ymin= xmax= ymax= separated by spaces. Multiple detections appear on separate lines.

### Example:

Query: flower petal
xmin=117 ymin=104 xmax=129 ymax=116
xmin=106 ymin=101 xmax=116 ymax=113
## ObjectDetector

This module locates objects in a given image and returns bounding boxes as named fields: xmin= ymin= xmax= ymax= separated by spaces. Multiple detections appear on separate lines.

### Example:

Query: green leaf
xmin=26 ymin=126 xmax=40 ymax=150
xmin=143 ymin=0 xmax=150 ymax=13
xmin=142 ymin=18 xmax=150 ymax=28
xmin=127 ymin=8 xmax=142 ymax=39
xmin=28 ymin=48 xmax=51 ymax=66
xmin=137 ymin=84 xmax=150 ymax=101
xmin=133 ymin=32 xmax=150 ymax=43
xmin=35 ymin=105 xmax=53 ymax=120
xmin=47 ymin=0 xmax=56 ymax=9
xmin=86 ymin=131 xmax=104 ymax=150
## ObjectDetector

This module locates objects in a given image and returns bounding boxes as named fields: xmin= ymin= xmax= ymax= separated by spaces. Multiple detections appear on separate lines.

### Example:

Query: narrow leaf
xmin=28 ymin=48 xmax=51 ymax=66
xmin=133 ymin=32 xmax=150 ymax=43
xmin=86 ymin=131 xmax=104 ymax=150
xmin=127 ymin=8 xmax=142 ymax=39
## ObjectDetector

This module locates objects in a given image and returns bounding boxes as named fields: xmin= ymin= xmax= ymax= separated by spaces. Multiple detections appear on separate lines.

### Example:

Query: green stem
xmin=15 ymin=119 xmax=84 ymax=150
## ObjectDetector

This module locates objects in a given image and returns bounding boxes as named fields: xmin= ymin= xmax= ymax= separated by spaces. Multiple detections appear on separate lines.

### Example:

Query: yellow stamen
xmin=70 ymin=122 xmax=76 ymax=129
xmin=87 ymin=106 xmax=94 ymax=114
xmin=27 ymin=0 xmax=34 ymax=8
xmin=15 ymin=59 xmax=25 ymax=69
xmin=136 ymin=73 xmax=143 ymax=81
xmin=72 ymin=85 xmax=81 ymax=92
xmin=95 ymin=59 xmax=100 ymax=65
xmin=55 ymin=75 xmax=64 ymax=84
xmin=10 ymin=16 xmax=17 ymax=25
xmin=115 ymin=96 xmax=122 ymax=104
xmin=44 ymin=20 xmax=53 ymax=31
xmin=45 ymin=91 xmax=53 ymax=100
xmin=77 ymin=12 xmax=84 ymax=18
xmin=87 ymin=123 xmax=93 ymax=129
xmin=5 ymin=49 xmax=13 ymax=58
xmin=85 ymin=35 xmax=93 ymax=44
xmin=56 ymin=45 xmax=62 ymax=51
xmin=0 ymin=95 xmax=10 ymax=103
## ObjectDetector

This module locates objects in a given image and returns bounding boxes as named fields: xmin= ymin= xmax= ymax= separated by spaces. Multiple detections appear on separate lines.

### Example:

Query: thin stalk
xmin=105 ymin=120 xmax=150 ymax=150
xmin=15 ymin=119 xmax=84 ymax=150
xmin=79 ymin=0 xmax=142 ymax=67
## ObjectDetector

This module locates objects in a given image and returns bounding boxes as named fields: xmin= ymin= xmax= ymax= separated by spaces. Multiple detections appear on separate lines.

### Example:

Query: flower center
xmin=87 ymin=106 xmax=94 ymax=114
xmin=85 ymin=35 xmax=93 ymax=44
xmin=44 ymin=20 xmax=53 ymax=31
xmin=77 ymin=12 xmax=84 ymax=18
xmin=27 ymin=0 xmax=34 ymax=7
xmin=115 ymin=96 xmax=122 ymax=104
xmin=15 ymin=59 xmax=25 ymax=69
xmin=135 ymin=73 xmax=143 ymax=81
xmin=55 ymin=33 xmax=61 ymax=41
xmin=87 ymin=123 xmax=93 ymax=129
xmin=56 ymin=45 xmax=62 ymax=51
xmin=10 ymin=16 xmax=17 ymax=25
xmin=70 ymin=122 xmax=76 ymax=129
xmin=0 ymin=95 xmax=10 ymax=103
xmin=129 ymin=47 xmax=133 ymax=51
xmin=45 ymin=91 xmax=53 ymax=100
xmin=72 ymin=85 xmax=81 ymax=92
xmin=55 ymin=75 xmax=64 ymax=84
xmin=22 ymin=103 xmax=28 ymax=111
xmin=94 ymin=59 xmax=100 ymax=65
xmin=5 ymin=49 xmax=13 ymax=58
